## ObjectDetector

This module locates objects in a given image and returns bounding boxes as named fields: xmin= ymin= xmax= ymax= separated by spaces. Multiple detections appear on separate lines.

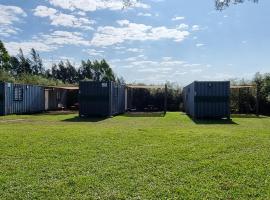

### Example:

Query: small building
xmin=44 ymin=86 xmax=79 ymax=111
xmin=79 ymin=81 xmax=125 ymax=117
xmin=0 ymin=82 xmax=44 ymax=116
xmin=183 ymin=81 xmax=230 ymax=119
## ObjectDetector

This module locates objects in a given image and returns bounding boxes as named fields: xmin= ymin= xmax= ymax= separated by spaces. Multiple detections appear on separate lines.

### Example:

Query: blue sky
xmin=0 ymin=0 xmax=269 ymax=85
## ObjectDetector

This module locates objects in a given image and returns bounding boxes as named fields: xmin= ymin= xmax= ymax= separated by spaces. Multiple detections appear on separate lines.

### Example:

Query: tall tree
xmin=9 ymin=56 xmax=20 ymax=75
xmin=65 ymin=60 xmax=78 ymax=84
xmin=78 ymin=59 xmax=93 ymax=80
xmin=99 ymin=59 xmax=116 ymax=82
xmin=17 ymin=49 xmax=32 ymax=75
xmin=30 ymin=48 xmax=44 ymax=75
xmin=0 ymin=40 xmax=11 ymax=71
xmin=215 ymin=0 xmax=258 ymax=10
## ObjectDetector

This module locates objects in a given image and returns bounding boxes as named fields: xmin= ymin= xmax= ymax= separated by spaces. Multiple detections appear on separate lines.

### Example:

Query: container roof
xmin=230 ymin=85 xmax=256 ymax=89
xmin=45 ymin=86 xmax=79 ymax=90
xmin=127 ymin=85 xmax=165 ymax=89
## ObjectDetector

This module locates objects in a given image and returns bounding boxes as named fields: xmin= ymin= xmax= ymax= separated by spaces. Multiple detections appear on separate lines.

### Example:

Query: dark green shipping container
xmin=79 ymin=81 xmax=125 ymax=117
xmin=183 ymin=81 xmax=230 ymax=119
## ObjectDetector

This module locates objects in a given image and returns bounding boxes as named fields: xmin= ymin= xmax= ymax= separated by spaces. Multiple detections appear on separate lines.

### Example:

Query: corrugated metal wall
xmin=79 ymin=81 xmax=125 ymax=117
xmin=0 ymin=82 xmax=4 ymax=115
xmin=3 ymin=82 xmax=45 ymax=115
xmin=183 ymin=81 xmax=230 ymax=119
xmin=183 ymin=82 xmax=195 ymax=117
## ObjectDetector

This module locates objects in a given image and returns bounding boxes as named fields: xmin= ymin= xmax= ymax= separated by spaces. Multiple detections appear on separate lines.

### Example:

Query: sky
xmin=0 ymin=0 xmax=270 ymax=85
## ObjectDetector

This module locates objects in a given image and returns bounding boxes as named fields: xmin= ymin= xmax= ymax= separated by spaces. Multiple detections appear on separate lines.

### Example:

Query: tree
xmin=99 ymin=59 xmax=116 ymax=82
xmin=122 ymin=0 xmax=258 ymax=10
xmin=117 ymin=76 xmax=126 ymax=84
xmin=0 ymin=40 xmax=11 ymax=71
xmin=9 ymin=56 xmax=20 ymax=75
xmin=65 ymin=60 xmax=78 ymax=84
xmin=17 ymin=49 xmax=32 ymax=75
xmin=215 ymin=0 xmax=258 ymax=10
xmin=30 ymin=48 xmax=45 ymax=75
xmin=51 ymin=60 xmax=78 ymax=84
xmin=78 ymin=59 xmax=93 ymax=80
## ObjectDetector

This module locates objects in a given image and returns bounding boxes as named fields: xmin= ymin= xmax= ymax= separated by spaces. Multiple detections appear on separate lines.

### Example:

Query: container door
xmin=45 ymin=90 xmax=49 ymax=110
xmin=125 ymin=87 xmax=127 ymax=111
xmin=0 ymin=83 xmax=4 ymax=115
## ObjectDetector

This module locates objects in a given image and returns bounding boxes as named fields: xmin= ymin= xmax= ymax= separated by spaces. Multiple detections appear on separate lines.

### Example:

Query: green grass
xmin=0 ymin=112 xmax=270 ymax=199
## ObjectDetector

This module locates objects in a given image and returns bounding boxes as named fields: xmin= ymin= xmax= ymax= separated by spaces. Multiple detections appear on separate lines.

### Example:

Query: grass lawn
xmin=0 ymin=112 xmax=270 ymax=199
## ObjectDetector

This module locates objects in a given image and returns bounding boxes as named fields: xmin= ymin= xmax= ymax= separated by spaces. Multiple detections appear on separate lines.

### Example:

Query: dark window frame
xmin=14 ymin=87 xmax=23 ymax=101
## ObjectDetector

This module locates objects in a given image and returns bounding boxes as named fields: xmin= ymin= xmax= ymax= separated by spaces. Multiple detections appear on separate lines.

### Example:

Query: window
xmin=14 ymin=87 xmax=23 ymax=101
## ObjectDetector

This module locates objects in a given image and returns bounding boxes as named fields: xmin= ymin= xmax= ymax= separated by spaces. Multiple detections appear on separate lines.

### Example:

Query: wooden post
xmin=164 ymin=84 xmax=168 ymax=115
xmin=238 ymin=88 xmax=241 ymax=114
xmin=256 ymin=84 xmax=259 ymax=116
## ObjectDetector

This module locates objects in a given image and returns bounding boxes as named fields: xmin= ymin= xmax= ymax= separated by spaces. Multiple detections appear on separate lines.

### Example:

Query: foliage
xmin=0 ymin=41 xmax=11 ymax=71
xmin=0 ymin=70 xmax=15 ymax=83
xmin=16 ymin=73 xmax=64 ymax=86
xmin=0 ymin=112 xmax=270 ymax=199
xmin=215 ymin=0 xmax=258 ymax=10
xmin=123 ymin=0 xmax=258 ymax=10
xmin=0 ymin=40 xmax=119 ymax=86
xmin=127 ymin=82 xmax=182 ymax=111
xmin=253 ymin=72 xmax=270 ymax=115
xmin=230 ymin=73 xmax=270 ymax=115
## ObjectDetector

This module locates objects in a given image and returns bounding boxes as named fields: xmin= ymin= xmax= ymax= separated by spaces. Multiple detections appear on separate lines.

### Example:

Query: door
xmin=45 ymin=90 xmax=49 ymax=110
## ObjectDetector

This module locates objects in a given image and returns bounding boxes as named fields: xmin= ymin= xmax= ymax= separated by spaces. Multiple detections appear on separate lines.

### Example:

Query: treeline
xmin=127 ymin=83 xmax=182 ymax=111
xmin=129 ymin=74 xmax=270 ymax=115
xmin=0 ymin=40 xmax=121 ymax=86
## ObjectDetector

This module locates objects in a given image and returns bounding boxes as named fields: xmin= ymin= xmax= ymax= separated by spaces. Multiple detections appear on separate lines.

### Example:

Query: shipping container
xmin=0 ymin=82 xmax=45 ymax=116
xmin=183 ymin=81 xmax=230 ymax=119
xmin=79 ymin=81 xmax=125 ymax=117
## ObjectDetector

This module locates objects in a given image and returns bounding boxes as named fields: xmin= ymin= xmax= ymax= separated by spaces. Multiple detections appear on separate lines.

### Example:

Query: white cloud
xmin=83 ymin=49 xmax=104 ymax=56
xmin=176 ymin=23 xmax=189 ymax=30
xmin=127 ymin=48 xmax=144 ymax=53
xmin=5 ymin=30 xmax=91 ymax=55
xmin=116 ymin=20 xmax=130 ymax=26
xmin=111 ymin=56 xmax=211 ymax=84
xmin=172 ymin=16 xmax=185 ymax=21
xmin=113 ymin=46 xmax=125 ymax=50
xmin=137 ymin=12 xmax=152 ymax=17
xmin=33 ymin=5 xmax=95 ymax=30
xmin=40 ymin=31 xmax=90 ymax=46
xmin=162 ymin=57 xmax=173 ymax=61
xmin=5 ymin=41 xmax=56 ymax=55
xmin=192 ymin=25 xmax=200 ymax=31
xmin=91 ymin=20 xmax=190 ymax=47
xmin=196 ymin=43 xmax=205 ymax=47
xmin=0 ymin=4 xmax=27 ymax=37
xmin=48 ymin=0 xmax=149 ymax=12
xmin=76 ymin=11 xmax=87 ymax=16
xmin=0 ymin=4 xmax=27 ymax=25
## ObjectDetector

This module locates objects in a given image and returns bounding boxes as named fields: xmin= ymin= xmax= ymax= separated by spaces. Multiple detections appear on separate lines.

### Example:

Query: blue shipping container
xmin=0 ymin=82 xmax=45 ymax=115
xmin=183 ymin=81 xmax=230 ymax=119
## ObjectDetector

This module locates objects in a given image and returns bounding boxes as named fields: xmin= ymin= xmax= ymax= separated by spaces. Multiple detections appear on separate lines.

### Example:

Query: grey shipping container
xmin=183 ymin=81 xmax=230 ymax=119
xmin=79 ymin=81 xmax=125 ymax=117
xmin=0 ymin=82 xmax=45 ymax=116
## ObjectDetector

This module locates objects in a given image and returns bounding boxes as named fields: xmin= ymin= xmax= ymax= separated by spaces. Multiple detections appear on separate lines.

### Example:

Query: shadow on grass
xmin=188 ymin=116 xmax=238 ymax=125
xmin=62 ymin=116 xmax=107 ymax=122
xmin=123 ymin=112 xmax=166 ymax=118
